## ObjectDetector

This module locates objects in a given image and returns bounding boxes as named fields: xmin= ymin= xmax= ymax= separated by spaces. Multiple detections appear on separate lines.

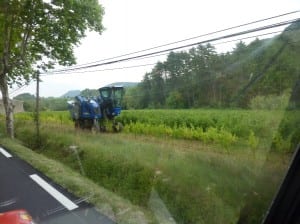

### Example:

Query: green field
xmin=1 ymin=109 xmax=296 ymax=223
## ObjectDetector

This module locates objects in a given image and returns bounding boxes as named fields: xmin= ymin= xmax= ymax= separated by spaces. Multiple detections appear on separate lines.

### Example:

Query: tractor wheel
xmin=100 ymin=125 xmax=107 ymax=132
xmin=74 ymin=120 xmax=80 ymax=129
xmin=92 ymin=120 xmax=100 ymax=133
xmin=91 ymin=126 xmax=98 ymax=134
xmin=113 ymin=122 xmax=123 ymax=132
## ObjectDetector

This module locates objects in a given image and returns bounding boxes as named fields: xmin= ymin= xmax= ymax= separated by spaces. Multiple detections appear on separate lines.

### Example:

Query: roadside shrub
xmin=84 ymin=154 xmax=154 ymax=206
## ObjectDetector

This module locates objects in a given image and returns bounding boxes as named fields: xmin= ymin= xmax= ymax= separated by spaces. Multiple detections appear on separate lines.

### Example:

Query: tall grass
xmin=11 ymin=109 xmax=291 ymax=223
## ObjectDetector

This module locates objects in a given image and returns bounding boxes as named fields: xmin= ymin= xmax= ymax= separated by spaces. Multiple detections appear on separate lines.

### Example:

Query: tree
xmin=122 ymin=86 xmax=140 ymax=109
xmin=139 ymin=73 xmax=152 ymax=108
xmin=80 ymin=88 xmax=99 ymax=98
xmin=166 ymin=91 xmax=184 ymax=108
xmin=136 ymin=21 xmax=300 ymax=109
xmin=0 ymin=0 xmax=104 ymax=138
xmin=149 ymin=62 xmax=166 ymax=107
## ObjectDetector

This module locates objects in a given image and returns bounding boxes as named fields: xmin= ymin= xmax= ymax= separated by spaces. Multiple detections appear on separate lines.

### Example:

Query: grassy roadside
xmin=10 ymin=119 xmax=290 ymax=223
xmin=2 ymin=108 xmax=294 ymax=223
xmin=0 ymin=137 xmax=156 ymax=224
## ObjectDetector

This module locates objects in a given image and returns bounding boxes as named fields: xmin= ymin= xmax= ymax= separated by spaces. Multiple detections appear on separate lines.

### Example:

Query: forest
xmin=123 ymin=21 xmax=300 ymax=109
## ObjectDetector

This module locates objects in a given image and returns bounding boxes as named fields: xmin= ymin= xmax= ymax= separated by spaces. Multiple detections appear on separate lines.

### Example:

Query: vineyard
xmin=7 ymin=109 xmax=298 ymax=223
xmin=118 ymin=110 xmax=277 ymax=148
xmin=16 ymin=109 xmax=294 ymax=153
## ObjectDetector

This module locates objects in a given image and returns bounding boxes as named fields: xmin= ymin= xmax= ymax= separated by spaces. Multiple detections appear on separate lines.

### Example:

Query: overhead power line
xmin=53 ymin=10 xmax=300 ymax=70
xmin=43 ymin=63 xmax=157 ymax=76
xmin=9 ymin=63 xmax=156 ymax=94
xmin=47 ymin=18 xmax=299 ymax=74
xmin=9 ymin=84 xmax=29 ymax=96
xmin=108 ymin=30 xmax=284 ymax=63
xmin=43 ymin=30 xmax=283 ymax=76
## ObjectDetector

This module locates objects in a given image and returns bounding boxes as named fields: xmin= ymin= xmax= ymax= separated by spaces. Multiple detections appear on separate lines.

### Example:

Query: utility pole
xmin=35 ymin=72 xmax=40 ymax=148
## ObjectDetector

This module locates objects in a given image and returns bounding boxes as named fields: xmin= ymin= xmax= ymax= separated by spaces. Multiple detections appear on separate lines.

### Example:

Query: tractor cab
xmin=98 ymin=86 xmax=124 ymax=119
xmin=68 ymin=86 xmax=124 ymax=132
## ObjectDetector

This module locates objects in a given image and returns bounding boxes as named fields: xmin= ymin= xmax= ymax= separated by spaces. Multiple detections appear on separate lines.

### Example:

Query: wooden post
xmin=35 ymin=72 xmax=40 ymax=148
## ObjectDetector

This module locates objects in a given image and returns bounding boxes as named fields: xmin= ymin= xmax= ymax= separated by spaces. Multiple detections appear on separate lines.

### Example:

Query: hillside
xmin=61 ymin=90 xmax=81 ymax=98
xmin=103 ymin=82 xmax=139 ymax=88
xmin=61 ymin=82 xmax=138 ymax=98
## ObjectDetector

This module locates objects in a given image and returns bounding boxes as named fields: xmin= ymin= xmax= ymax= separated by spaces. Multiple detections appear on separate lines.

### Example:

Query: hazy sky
xmin=11 ymin=0 xmax=300 ymax=97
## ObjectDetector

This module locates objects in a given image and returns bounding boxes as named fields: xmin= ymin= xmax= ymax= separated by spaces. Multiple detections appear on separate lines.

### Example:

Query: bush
xmin=249 ymin=91 xmax=290 ymax=110
xmin=271 ymin=110 xmax=300 ymax=153
xmin=83 ymin=153 xmax=154 ymax=206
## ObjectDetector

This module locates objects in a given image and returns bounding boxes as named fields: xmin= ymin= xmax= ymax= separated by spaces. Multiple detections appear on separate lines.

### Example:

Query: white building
xmin=0 ymin=100 xmax=24 ymax=114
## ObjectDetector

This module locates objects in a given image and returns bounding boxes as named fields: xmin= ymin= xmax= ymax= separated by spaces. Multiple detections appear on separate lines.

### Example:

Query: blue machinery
xmin=68 ymin=86 xmax=124 ymax=132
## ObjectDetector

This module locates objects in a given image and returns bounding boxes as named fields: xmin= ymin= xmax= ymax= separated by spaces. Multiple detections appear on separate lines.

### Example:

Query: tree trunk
xmin=0 ymin=75 xmax=14 ymax=138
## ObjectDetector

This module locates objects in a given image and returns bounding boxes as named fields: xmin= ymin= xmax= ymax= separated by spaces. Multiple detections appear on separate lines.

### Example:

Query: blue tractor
xmin=68 ymin=86 xmax=124 ymax=132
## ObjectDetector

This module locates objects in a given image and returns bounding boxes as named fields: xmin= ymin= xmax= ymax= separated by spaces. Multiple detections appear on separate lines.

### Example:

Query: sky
xmin=10 ymin=0 xmax=300 ymax=97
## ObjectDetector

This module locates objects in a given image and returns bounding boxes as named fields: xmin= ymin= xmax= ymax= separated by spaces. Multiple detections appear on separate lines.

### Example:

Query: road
xmin=0 ymin=146 xmax=115 ymax=224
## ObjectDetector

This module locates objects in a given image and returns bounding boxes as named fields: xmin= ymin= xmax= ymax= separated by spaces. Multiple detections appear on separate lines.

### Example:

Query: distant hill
xmin=103 ymin=82 xmax=139 ymax=88
xmin=61 ymin=83 xmax=139 ymax=98
xmin=61 ymin=90 xmax=81 ymax=98
xmin=13 ymin=93 xmax=35 ymax=100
